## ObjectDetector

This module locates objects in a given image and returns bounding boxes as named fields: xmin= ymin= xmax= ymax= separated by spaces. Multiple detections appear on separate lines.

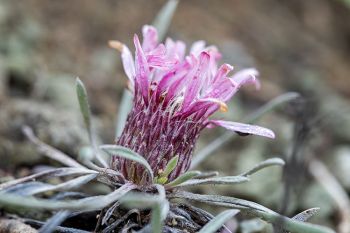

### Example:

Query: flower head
xmin=111 ymin=25 xmax=274 ymax=185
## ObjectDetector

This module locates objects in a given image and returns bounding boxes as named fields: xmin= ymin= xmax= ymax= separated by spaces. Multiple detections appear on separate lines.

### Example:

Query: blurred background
xmin=0 ymin=0 xmax=350 ymax=232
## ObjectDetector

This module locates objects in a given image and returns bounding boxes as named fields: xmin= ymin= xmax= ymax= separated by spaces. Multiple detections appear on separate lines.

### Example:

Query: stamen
xmin=108 ymin=40 xmax=124 ymax=52
xmin=219 ymin=102 xmax=228 ymax=112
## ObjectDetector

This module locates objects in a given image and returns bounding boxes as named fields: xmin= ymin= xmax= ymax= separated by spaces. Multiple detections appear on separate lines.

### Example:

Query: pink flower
xmin=111 ymin=25 xmax=274 ymax=185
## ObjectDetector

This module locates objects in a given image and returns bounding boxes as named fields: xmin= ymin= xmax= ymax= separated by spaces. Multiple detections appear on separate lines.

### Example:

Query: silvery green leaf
xmin=120 ymin=192 xmax=159 ymax=208
xmin=166 ymin=170 xmax=201 ymax=187
xmin=192 ymin=92 xmax=300 ymax=168
xmin=240 ymin=218 xmax=267 ymax=233
xmin=76 ymin=78 xmax=93 ymax=142
xmin=174 ymin=176 xmax=249 ymax=187
xmin=24 ymin=218 xmax=90 ymax=233
xmin=257 ymin=211 xmax=335 ymax=233
xmin=121 ymin=185 xmax=167 ymax=233
xmin=2 ymin=182 xmax=53 ymax=196
xmin=240 ymin=158 xmax=285 ymax=177
xmin=0 ymin=167 xmax=97 ymax=190
xmin=152 ymin=0 xmax=179 ymax=41
xmin=292 ymin=208 xmax=320 ymax=222
xmin=115 ymin=90 xmax=133 ymax=138
xmin=0 ymin=183 xmax=135 ymax=211
xmin=76 ymin=78 xmax=108 ymax=168
xmin=151 ymin=200 xmax=169 ymax=233
xmin=100 ymin=145 xmax=154 ymax=181
xmin=169 ymin=191 xmax=275 ymax=213
xmin=39 ymin=210 xmax=70 ymax=233
xmin=29 ymin=174 xmax=97 ymax=195
xmin=198 ymin=209 xmax=239 ymax=233
xmin=194 ymin=171 xmax=219 ymax=179
xmin=171 ymin=191 xmax=334 ymax=233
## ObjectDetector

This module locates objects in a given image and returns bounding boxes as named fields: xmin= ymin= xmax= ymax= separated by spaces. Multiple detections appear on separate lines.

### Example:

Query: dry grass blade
xmin=22 ymin=126 xmax=86 ymax=168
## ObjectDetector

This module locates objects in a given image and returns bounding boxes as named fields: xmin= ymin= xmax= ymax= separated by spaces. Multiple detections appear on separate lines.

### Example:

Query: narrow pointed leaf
xmin=152 ymin=0 xmax=179 ymax=41
xmin=100 ymin=145 xmax=154 ymax=181
xmin=257 ymin=211 xmax=335 ymax=233
xmin=292 ymin=208 xmax=320 ymax=222
xmin=174 ymin=176 xmax=249 ymax=187
xmin=0 ymin=167 xmax=97 ymax=190
xmin=198 ymin=209 xmax=239 ymax=233
xmin=166 ymin=171 xmax=201 ymax=187
xmin=115 ymin=90 xmax=133 ymax=138
xmin=170 ymin=191 xmax=275 ymax=213
xmin=76 ymin=78 xmax=93 ymax=140
xmin=76 ymin=78 xmax=108 ymax=168
xmin=39 ymin=210 xmax=70 ymax=233
xmin=240 ymin=158 xmax=285 ymax=177
xmin=0 ymin=183 xmax=135 ymax=211
xmin=162 ymin=155 xmax=179 ymax=177
xmin=29 ymin=174 xmax=97 ymax=195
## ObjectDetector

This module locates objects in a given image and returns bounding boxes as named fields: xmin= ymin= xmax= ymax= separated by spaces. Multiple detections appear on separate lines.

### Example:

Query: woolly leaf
xmin=100 ymin=145 xmax=154 ymax=181
xmin=166 ymin=170 xmax=201 ymax=187
xmin=162 ymin=155 xmax=179 ymax=177
xmin=76 ymin=78 xmax=93 ymax=141
xmin=39 ymin=210 xmax=70 ymax=233
xmin=115 ymin=90 xmax=133 ymax=138
xmin=292 ymin=208 xmax=320 ymax=222
xmin=198 ymin=209 xmax=239 ymax=233
xmin=240 ymin=158 xmax=285 ymax=177
xmin=152 ymin=0 xmax=179 ymax=41
xmin=0 ymin=183 xmax=135 ymax=211
xmin=174 ymin=176 xmax=249 ymax=187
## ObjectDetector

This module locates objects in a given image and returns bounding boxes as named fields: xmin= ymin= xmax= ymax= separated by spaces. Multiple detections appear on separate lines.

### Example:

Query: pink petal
xmin=134 ymin=34 xmax=150 ymax=101
xmin=181 ymin=51 xmax=210 ymax=110
xmin=142 ymin=25 xmax=158 ymax=52
xmin=207 ymin=120 xmax=275 ymax=139
xmin=190 ymin=40 xmax=205 ymax=55
xmin=165 ymin=38 xmax=186 ymax=61
xmin=120 ymin=45 xmax=135 ymax=87
xmin=230 ymin=68 xmax=260 ymax=90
